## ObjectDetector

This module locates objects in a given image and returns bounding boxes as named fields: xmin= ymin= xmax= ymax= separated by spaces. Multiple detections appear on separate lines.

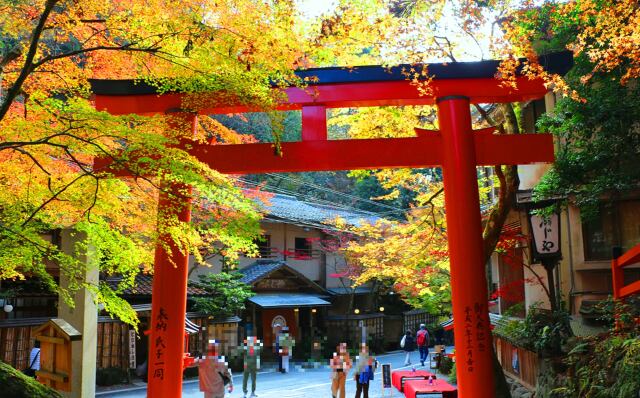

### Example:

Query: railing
xmin=256 ymin=247 xmax=279 ymax=258
xmin=612 ymin=243 xmax=640 ymax=299
xmin=494 ymin=335 xmax=539 ymax=390
xmin=289 ymin=248 xmax=322 ymax=260
xmin=248 ymin=247 xmax=323 ymax=260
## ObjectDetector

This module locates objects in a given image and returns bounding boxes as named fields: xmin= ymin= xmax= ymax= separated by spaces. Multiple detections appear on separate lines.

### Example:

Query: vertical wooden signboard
xmin=382 ymin=363 xmax=393 ymax=397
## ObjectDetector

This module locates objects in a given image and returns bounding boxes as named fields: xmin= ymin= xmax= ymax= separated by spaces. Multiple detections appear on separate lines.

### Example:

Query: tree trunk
xmin=480 ymin=103 xmax=522 ymax=398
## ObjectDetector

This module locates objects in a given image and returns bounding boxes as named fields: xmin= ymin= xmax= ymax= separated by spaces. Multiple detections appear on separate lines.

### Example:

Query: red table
xmin=391 ymin=370 xmax=436 ymax=392
xmin=403 ymin=379 xmax=458 ymax=398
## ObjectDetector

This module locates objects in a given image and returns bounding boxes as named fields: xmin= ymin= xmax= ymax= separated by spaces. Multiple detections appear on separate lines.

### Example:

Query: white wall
xmin=189 ymin=221 xmax=326 ymax=284
xmin=524 ymin=263 xmax=551 ymax=310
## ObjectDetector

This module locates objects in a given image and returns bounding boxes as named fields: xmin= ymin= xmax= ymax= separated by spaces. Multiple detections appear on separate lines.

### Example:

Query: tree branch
xmin=21 ymin=172 xmax=89 ymax=227
xmin=0 ymin=0 xmax=58 ymax=121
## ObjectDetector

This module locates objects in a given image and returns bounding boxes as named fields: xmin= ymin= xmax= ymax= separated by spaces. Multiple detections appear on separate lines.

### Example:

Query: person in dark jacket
xmin=402 ymin=330 xmax=415 ymax=366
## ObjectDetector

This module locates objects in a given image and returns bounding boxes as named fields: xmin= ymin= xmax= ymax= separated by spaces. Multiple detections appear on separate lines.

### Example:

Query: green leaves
xmin=188 ymin=272 xmax=254 ymax=319
xmin=534 ymin=64 xmax=640 ymax=218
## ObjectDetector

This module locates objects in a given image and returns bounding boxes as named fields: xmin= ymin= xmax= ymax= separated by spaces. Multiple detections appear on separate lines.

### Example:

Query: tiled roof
xmin=249 ymin=293 xmax=331 ymax=308
xmin=239 ymin=260 xmax=286 ymax=285
xmin=327 ymin=286 xmax=373 ymax=295
xmin=109 ymin=273 xmax=208 ymax=297
xmin=260 ymin=194 xmax=379 ymax=228
xmin=440 ymin=313 xmax=508 ymax=330
xmin=239 ymin=260 xmax=327 ymax=294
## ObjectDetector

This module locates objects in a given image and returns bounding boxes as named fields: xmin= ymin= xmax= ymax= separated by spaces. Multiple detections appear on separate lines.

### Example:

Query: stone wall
xmin=506 ymin=374 xmax=533 ymax=398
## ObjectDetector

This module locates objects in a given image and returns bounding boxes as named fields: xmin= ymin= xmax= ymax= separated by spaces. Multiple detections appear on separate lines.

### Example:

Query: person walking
xmin=24 ymin=340 xmax=41 ymax=378
xmin=195 ymin=341 xmax=233 ymax=398
xmin=241 ymin=335 xmax=261 ymax=398
xmin=330 ymin=343 xmax=352 ymax=398
xmin=401 ymin=330 xmax=415 ymax=366
xmin=353 ymin=343 xmax=375 ymax=398
xmin=273 ymin=324 xmax=283 ymax=372
xmin=416 ymin=324 xmax=430 ymax=366
xmin=278 ymin=327 xmax=293 ymax=373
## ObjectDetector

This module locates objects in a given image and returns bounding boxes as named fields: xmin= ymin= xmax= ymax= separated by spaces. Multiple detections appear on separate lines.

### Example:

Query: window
xmin=583 ymin=200 xmax=640 ymax=261
xmin=256 ymin=235 xmax=273 ymax=258
xmin=294 ymin=237 xmax=312 ymax=259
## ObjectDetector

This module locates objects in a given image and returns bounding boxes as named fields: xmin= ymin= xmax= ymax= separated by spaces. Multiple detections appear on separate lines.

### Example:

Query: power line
xmin=235 ymin=177 xmax=383 ymax=218
xmin=263 ymin=172 xmax=405 ymax=212
xmin=265 ymin=172 xmax=403 ymax=211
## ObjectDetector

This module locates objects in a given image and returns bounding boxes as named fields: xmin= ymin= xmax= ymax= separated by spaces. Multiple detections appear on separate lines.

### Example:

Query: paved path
xmin=98 ymin=349 xmax=454 ymax=398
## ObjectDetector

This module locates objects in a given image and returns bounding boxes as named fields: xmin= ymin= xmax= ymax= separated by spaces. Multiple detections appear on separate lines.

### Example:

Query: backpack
xmin=417 ymin=330 xmax=429 ymax=346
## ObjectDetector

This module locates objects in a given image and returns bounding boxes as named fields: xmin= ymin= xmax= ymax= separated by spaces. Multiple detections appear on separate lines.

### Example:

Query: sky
xmin=295 ymin=0 xmax=494 ymax=63
xmin=297 ymin=0 xmax=337 ymax=19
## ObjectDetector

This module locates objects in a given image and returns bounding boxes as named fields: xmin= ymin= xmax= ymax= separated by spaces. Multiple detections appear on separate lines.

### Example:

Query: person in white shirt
xmin=24 ymin=340 xmax=41 ymax=378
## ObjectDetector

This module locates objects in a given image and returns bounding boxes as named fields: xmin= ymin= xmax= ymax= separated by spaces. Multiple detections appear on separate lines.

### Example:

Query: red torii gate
xmin=90 ymin=51 xmax=572 ymax=398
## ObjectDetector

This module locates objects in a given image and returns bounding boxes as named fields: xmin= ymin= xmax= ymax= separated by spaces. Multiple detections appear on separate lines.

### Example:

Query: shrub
xmin=534 ymin=301 xmax=640 ymax=398
xmin=493 ymin=304 xmax=572 ymax=356
xmin=0 ymin=360 xmax=63 ymax=398
xmin=438 ymin=356 xmax=453 ymax=375
xmin=448 ymin=361 xmax=457 ymax=384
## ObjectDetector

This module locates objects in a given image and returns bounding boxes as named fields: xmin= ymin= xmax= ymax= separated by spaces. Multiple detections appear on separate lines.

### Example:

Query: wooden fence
xmin=97 ymin=318 xmax=130 ymax=369
xmin=0 ymin=317 xmax=133 ymax=371
xmin=0 ymin=317 xmax=44 ymax=370
xmin=1 ymin=315 xmax=213 ymax=371
xmin=207 ymin=316 xmax=240 ymax=356
xmin=403 ymin=310 xmax=447 ymax=333
xmin=494 ymin=335 xmax=539 ymax=389
xmin=325 ymin=313 xmax=385 ymax=351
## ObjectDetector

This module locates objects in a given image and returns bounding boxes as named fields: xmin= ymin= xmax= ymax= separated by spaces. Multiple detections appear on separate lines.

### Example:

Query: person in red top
xmin=416 ymin=324 xmax=430 ymax=367
xmin=195 ymin=340 xmax=233 ymax=398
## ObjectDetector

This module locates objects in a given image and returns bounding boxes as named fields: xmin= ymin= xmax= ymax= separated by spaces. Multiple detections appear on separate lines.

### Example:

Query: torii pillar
xmin=438 ymin=96 xmax=494 ymax=395
xmin=147 ymin=114 xmax=196 ymax=398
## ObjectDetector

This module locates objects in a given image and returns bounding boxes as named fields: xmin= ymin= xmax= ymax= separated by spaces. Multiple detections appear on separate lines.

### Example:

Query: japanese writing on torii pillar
xmin=474 ymin=302 xmax=487 ymax=354
xmin=154 ymin=307 xmax=169 ymax=380
xmin=464 ymin=306 xmax=474 ymax=373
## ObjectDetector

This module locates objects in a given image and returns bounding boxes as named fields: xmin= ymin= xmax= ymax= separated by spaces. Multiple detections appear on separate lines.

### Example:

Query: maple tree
xmin=311 ymin=1 xmax=637 ymax=395
xmin=500 ymin=1 xmax=640 ymax=219
xmin=0 ymin=0 xmax=310 ymax=325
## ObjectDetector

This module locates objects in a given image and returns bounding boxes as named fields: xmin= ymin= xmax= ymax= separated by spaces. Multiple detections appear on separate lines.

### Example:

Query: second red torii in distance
xmin=91 ymin=51 xmax=572 ymax=398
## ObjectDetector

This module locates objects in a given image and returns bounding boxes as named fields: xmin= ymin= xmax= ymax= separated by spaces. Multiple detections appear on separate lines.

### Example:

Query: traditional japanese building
xmin=188 ymin=193 xmax=409 ymax=357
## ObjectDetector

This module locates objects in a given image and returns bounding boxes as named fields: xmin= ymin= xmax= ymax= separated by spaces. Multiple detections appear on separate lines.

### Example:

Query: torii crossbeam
xmin=91 ymin=51 xmax=572 ymax=398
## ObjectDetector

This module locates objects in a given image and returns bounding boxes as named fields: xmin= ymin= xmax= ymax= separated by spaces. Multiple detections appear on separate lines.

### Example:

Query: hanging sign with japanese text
xmin=530 ymin=212 xmax=561 ymax=259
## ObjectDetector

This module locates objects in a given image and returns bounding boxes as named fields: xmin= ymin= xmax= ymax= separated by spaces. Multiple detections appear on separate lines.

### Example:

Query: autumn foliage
xmin=0 ymin=0 xmax=308 ymax=325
